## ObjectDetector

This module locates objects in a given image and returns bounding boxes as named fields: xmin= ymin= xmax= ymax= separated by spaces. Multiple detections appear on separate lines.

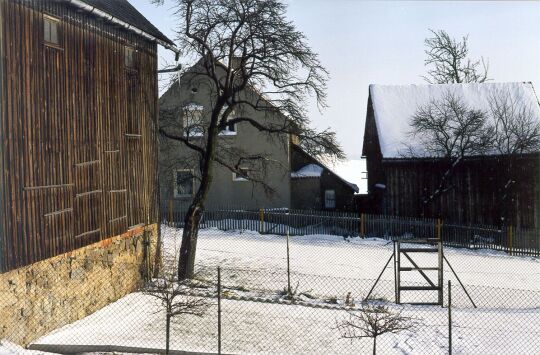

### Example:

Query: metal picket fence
xmin=165 ymin=203 xmax=540 ymax=256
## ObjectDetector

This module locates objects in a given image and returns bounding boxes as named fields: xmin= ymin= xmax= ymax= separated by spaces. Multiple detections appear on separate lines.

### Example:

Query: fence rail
xmin=164 ymin=203 xmax=540 ymax=256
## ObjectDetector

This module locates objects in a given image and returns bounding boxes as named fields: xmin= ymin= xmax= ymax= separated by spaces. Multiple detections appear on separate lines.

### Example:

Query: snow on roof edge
xmin=369 ymin=82 xmax=540 ymax=158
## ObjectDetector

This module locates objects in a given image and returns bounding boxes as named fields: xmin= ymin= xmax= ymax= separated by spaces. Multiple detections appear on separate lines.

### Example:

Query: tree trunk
xmin=177 ymin=199 xmax=204 ymax=280
xmin=177 ymin=102 xmax=223 ymax=280
xmin=372 ymin=336 xmax=377 ymax=355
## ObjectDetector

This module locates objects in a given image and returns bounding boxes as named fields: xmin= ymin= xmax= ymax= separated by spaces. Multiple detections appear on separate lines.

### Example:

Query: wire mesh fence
xmin=1 ymin=212 xmax=539 ymax=354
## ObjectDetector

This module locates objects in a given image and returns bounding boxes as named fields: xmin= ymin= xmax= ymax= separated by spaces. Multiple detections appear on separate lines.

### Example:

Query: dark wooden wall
xmin=363 ymin=92 xmax=540 ymax=228
xmin=0 ymin=0 xmax=159 ymax=272
xmin=380 ymin=155 xmax=539 ymax=229
xmin=361 ymin=94 xmax=385 ymax=214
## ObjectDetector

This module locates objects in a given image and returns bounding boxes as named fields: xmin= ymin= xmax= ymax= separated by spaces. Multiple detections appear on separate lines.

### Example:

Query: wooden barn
xmin=0 ymin=0 xmax=176 ymax=272
xmin=362 ymin=82 xmax=540 ymax=228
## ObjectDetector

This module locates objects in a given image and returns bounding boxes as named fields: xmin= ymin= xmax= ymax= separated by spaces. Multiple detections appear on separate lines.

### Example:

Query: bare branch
xmin=336 ymin=303 xmax=416 ymax=354
xmin=423 ymin=29 xmax=491 ymax=84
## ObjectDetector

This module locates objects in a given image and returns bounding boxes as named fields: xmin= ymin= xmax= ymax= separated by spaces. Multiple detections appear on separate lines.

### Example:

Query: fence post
xmin=168 ymin=199 xmax=173 ymax=225
xmin=259 ymin=208 xmax=265 ymax=234
xmin=217 ymin=266 xmax=222 ymax=355
xmin=286 ymin=229 xmax=291 ymax=296
xmin=360 ymin=213 xmax=366 ymax=238
xmin=448 ymin=280 xmax=452 ymax=355
xmin=508 ymin=225 xmax=513 ymax=255
xmin=436 ymin=219 xmax=442 ymax=241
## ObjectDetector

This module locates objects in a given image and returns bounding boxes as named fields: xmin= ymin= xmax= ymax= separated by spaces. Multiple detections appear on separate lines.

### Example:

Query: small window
xmin=219 ymin=107 xmax=237 ymax=136
xmin=220 ymin=121 xmax=237 ymax=136
xmin=44 ymin=16 xmax=61 ymax=46
xmin=174 ymin=170 xmax=194 ymax=197
xmin=125 ymin=46 xmax=136 ymax=68
xmin=324 ymin=190 xmax=336 ymax=209
xmin=183 ymin=103 xmax=205 ymax=137
xmin=232 ymin=168 xmax=249 ymax=181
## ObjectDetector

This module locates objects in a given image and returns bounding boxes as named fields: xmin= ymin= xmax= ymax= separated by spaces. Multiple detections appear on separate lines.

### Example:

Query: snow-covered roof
xmin=291 ymin=164 xmax=324 ymax=178
xmin=331 ymin=159 xmax=367 ymax=194
xmin=369 ymin=82 xmax=540 ymax=158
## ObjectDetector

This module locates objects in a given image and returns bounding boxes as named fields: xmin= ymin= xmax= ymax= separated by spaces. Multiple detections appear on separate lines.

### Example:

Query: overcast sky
xmin=130 ymin=0 xmax=540 ymax=159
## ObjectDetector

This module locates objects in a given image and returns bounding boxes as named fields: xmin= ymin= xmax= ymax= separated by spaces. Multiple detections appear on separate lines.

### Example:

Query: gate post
xmin=360 ymin=213 xmax=366 ymax=238
xmin=259 ymin=208 xmax=265 ymax=234
xmin=168 ymin=199 xmax=173 ymax=225
xmin=508 ymin=225 xmax=513 ymax=255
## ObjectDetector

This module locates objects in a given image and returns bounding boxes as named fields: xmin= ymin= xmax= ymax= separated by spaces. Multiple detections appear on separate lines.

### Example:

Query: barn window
xmin=125 ymin=46 xmax=136 ymax=68
xmin=232 ymin=168 xmax=249 ymax=181
xmin=44 ymin=16 xmax=61 ymax=47
xmin=324 ymin=190 xmax=336 ymax=209
xmin=183 ymin=103 xmax=205 ymax=137
xmin=174 ymin=170 xmax=194 ymax=197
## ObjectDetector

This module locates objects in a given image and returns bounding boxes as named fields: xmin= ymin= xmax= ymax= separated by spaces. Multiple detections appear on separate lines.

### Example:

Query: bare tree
xmin=489 ymin=90 xmax=540 ymax=156
xmin=488 ymin=89 xmax=540 ymax=225
xmin=423 ymin=29 xmax=490 ymax=84
xmin=144 ymin=268 xmax=211 ymax=354
xmin=336 ymin=303 xmax=416 ymax=355
xmin=406 ymin=91 xmax=493 ymax=214
xmin=156 ymin=0 xmax=344 ymax=280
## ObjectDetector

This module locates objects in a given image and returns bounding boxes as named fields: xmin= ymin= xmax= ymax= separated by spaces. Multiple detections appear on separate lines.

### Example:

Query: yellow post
xmin=360 ymin=213 xmax=366 ymax=238
xmin=436 ymin=219 xmax=442 ymax=241
xmin=168 ymin=199 xmax=173 ymax=224
xmin=259 ymin=208 xmax=264 ymax=234
xmin=508 ymin=225 xmax=513 ymax=256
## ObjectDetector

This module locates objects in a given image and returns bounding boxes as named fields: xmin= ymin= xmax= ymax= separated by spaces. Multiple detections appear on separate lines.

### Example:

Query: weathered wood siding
xmin=380 ymin=155 xmax=540 ymax=228
xmin=363 ymin=92 xmax=540 ymax=228
xmin=0 ymin=0 xmax=159 ymax=272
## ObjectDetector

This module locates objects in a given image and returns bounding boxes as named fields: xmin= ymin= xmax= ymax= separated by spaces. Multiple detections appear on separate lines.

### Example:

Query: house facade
xmin=0 ymin=0 xmax=174 ymax=345
xmin=159 ymin=64 xmax=358 ymax=212
xmin=159 ymin=67 xmax=292 ymax=211
xmin=362 ymin=82 xmax=540 ymax=228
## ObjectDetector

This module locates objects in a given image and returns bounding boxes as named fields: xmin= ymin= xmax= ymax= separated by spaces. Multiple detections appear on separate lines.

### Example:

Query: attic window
xmin=125 ymin=46 xmax=136 ymax=68
xmin=183 ymin=103 xmax=204 ymax=138
xmin=219 ymin=107 xmax=237 ymax=136
xmin=44 ymin=16 xmax=61 ymax=47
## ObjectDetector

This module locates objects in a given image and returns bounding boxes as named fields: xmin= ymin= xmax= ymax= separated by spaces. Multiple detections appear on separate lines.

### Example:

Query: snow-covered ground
xmin=161 ymin=226 xmax=539 ymax=306
xmin=30 ymin=225 xmax=540 ymax=354
xmin=31 ymin=291 xmax=539 ymax=355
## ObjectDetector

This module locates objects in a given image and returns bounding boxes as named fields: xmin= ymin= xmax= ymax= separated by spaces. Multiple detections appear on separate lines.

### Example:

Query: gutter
xmin=68 ymin=0 xmax=180 ymax=57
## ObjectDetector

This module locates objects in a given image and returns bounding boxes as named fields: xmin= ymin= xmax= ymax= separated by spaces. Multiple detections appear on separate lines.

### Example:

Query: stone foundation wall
xmin=0 ymin=224 xmax=159 ymax=346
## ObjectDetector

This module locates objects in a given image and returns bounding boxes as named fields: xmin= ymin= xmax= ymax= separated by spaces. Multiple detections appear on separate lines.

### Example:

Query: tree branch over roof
xmin=156 ymin=0 xmax=343 ymax=280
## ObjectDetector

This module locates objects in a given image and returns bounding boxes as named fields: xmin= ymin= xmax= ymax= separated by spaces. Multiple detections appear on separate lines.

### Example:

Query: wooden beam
xmin=0 ymin=0 xmax=5 ymax=272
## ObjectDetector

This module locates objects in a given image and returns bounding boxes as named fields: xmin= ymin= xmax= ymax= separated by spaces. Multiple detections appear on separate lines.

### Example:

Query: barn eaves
xmin=68 ymin=0 xmax=179 ymax=56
